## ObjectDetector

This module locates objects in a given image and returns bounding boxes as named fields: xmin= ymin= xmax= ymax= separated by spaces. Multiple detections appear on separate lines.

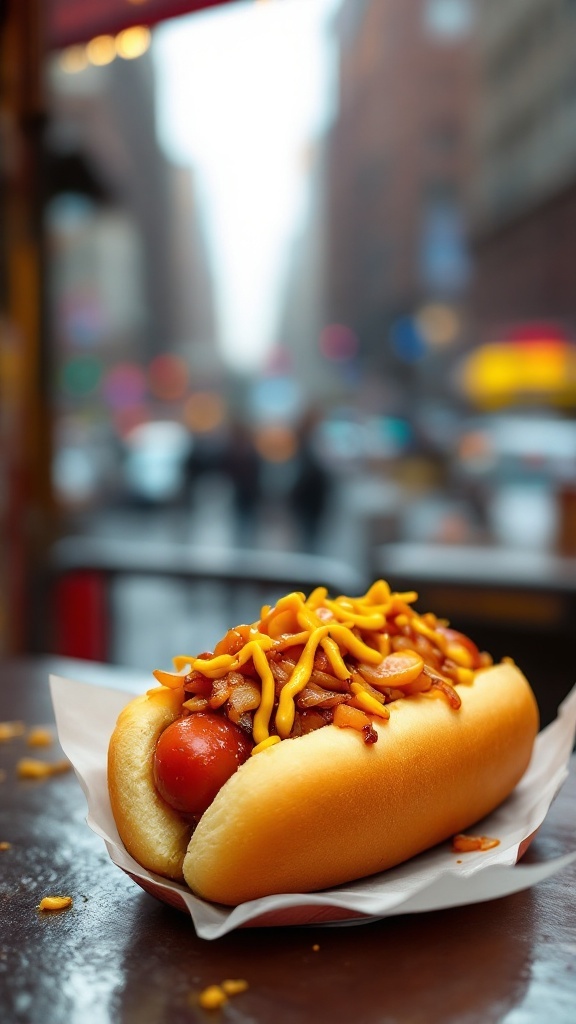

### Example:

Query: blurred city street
xmin=69 ymin=469 xmax=378 ymax=672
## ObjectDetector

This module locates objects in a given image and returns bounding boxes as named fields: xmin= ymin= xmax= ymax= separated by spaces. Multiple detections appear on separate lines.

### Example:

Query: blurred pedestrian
xmin=289 ymin=412 xmax=332 ymax=553
xmin=222 ymin=420 xmax=262 ymax=547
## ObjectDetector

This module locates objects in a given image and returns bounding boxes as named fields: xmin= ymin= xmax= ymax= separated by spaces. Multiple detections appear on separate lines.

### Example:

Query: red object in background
xmin=47 ymin=0 xmax=236 ymax=51
xmin=504 ymin=322 xmax=571 ymax=347
xmin=53 ymin=571 xmax=109 ymax=661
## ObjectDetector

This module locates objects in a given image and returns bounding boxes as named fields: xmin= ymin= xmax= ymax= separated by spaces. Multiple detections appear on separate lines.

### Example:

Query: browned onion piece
xmin=183 ymin=671 xmax=212 ymax=697
xmin=208 ymin=675 xmax=233 ymax=709
xmin=308 ymin=666 xmax=351 ymax=693
xmin=226 ymin=676 xmax=261 ymax=724
xmin=296 ymin=683 xmax=348 ymax=709
xmin=422 ymin=665 xmax=462 ymax=709
xmin=269 ymin=655 xmax=295 ymax=679
xmin=293 ymin=708 xmax=333 ymax=735
xmin=356 ymin=649 xmax=424 ymax=689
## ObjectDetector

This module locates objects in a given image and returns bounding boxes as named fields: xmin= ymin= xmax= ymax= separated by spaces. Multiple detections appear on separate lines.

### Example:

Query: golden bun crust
xmin=184 ymin=662 xmax=538 ymax=904
xmin=107 ymin=686 xmax=191 ymax=880
xmin=108 ymin=663 xmax=538 ymax=904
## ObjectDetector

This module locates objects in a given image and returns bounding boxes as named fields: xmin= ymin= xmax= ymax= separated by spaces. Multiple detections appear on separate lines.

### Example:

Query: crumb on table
xmin=16 ymin=758 xmax=71 ymax=780
xmin=26 ymin=727 xmax=54 ymax=748
xmin=196 ymin=979 xmax=249 ymax=1010
xmin=0 ymin=721 xmax=25 ymax=742
xmin=38 ymin=895 xmax=73 ymax=912
xmin=197 ymin=985 xmax=228 ymax=1010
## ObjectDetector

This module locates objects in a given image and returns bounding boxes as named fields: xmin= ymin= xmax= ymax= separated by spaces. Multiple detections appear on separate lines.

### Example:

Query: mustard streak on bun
xmin=107 ymin=580 xmax=539 ymax=905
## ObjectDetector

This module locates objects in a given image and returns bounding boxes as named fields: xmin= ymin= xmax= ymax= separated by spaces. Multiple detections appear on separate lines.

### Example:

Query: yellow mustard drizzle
xmin=322 ymin=623 xmax=382 ymax=665
xmin=319 ymin=635 xmax=350 ymax=680
xmin=248 ymin=643 xmax=277 ymax=744
xmin=251 ymin=735 xmax=281 ymax=755
xmin=162 ymin=581 xmax=444 ymax=751
xmin=275 ymin=625 xmax=334 ymax=738
xmin=323 ymin=600 xmax=385 ymax=631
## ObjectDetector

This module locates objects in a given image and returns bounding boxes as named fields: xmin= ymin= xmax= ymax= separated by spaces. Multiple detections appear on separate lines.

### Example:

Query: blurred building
xmin=47 ymin=48 xmax=216 ymax=368
xmin=325 ymin=0 xmax=476 ymax=399
xmin=45 ymin=42 xmax=220 ymax=508
xmin=469 ymin=0 xmax=576 ymax=341
xmin=276 ymin=140 xmax=339 ymax=406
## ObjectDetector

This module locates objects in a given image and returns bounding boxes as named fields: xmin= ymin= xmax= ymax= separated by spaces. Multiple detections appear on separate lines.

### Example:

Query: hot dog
xmin=107 ymin=580 xmax=539 ymax=905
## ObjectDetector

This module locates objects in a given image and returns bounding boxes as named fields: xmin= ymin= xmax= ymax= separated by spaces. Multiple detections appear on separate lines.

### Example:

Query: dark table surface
xmin=1 ymin=655 xmax=575 ymax=1024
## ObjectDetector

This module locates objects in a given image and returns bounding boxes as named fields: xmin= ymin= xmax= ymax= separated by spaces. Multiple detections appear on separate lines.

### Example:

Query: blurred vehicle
xmin=454 ymin=414 xmax=576 ymax=550
xmin=121 ymin=420 xmax=193 ymax=507
xmin=316 ymin=408 xmax=412 ymax=473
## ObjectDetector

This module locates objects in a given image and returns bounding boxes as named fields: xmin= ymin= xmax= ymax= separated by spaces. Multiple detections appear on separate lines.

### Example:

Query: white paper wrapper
xmin=50 ymin=673 xmax=576 ymax=940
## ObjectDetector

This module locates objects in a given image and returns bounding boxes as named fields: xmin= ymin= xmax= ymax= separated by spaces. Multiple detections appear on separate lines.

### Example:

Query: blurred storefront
xmin=46 ymin=1 xmax=235 ymax=49
xmin=0 ymin=0 xmax=234 ymax=655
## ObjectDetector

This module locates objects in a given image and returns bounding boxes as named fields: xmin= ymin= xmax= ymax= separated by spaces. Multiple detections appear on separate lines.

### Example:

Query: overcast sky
xmin=153 ymin=0 xmax=341 ymax=372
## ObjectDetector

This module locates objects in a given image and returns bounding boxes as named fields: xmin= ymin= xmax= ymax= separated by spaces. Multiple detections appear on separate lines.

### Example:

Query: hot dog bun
xmin=108 ymin=662 xmax=538 ymax=904
xmin=108 ymin=685 xmax=190 ymax=880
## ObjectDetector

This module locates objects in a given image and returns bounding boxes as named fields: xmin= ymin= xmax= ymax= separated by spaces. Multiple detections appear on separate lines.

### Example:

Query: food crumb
xmin=221 ymin=979 xmax=249 ymax=996
xmin=16 ymin=758 xmax=71 ymax=779
xmin=198 ymin=985 xmax=228 ymax=1010
xmin=0 ymin=841 xmax=11 ymax=851
xmin=26 ymin=727 xmax=54 ymax=747
xmin=451 ymin=833 xmax=500 ymax=853
xmin=38 ymin=895 xmax=73 ymax=912
xmin=195 ymin=979 xmax=249 ymax=1010
xmin=0 ymin=721 xmax=25 ymax=742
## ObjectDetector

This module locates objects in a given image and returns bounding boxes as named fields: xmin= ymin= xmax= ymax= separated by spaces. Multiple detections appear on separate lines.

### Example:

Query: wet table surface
xmin=1 ymin=655 xmax=575 ymax=1024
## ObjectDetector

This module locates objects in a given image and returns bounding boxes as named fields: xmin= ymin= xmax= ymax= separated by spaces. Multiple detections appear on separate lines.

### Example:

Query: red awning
xmin=47 ymin=0 xmax=236 ymax=51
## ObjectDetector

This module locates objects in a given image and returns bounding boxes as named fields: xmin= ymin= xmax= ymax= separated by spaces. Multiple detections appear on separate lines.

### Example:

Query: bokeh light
xmin=416 ymin=303 xmax=461 ymax=347
xmin=319 ymin=323 xmax=359 ymax=361
xmin=59 ymin=46 xmax=89 ymax=74
xmin=249 ymin=375 xmax=302 ymax=423
xmin=390 ymin=316 xmax=426 ymax=363
xmin=86 ymin=35 xmax=116 ymax=67
xmin=116 ymin=26 xmax=151 ymax=60
xmin=254 ymin=424 xmax=297 ymax=463
xmin=102 ymin=362 xmax=147 ymax=409
xmin=59 ymin=356 xmax=102 ymax=397
xmin=184 ymin=391 xmax=226 ymax=433
xmin=148 ymin=354 xmax=189 ymax=402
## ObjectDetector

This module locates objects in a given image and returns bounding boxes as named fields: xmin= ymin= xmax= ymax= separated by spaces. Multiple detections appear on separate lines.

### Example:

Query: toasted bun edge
xmin=107 ymin=686 xmax=191 ymax=880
